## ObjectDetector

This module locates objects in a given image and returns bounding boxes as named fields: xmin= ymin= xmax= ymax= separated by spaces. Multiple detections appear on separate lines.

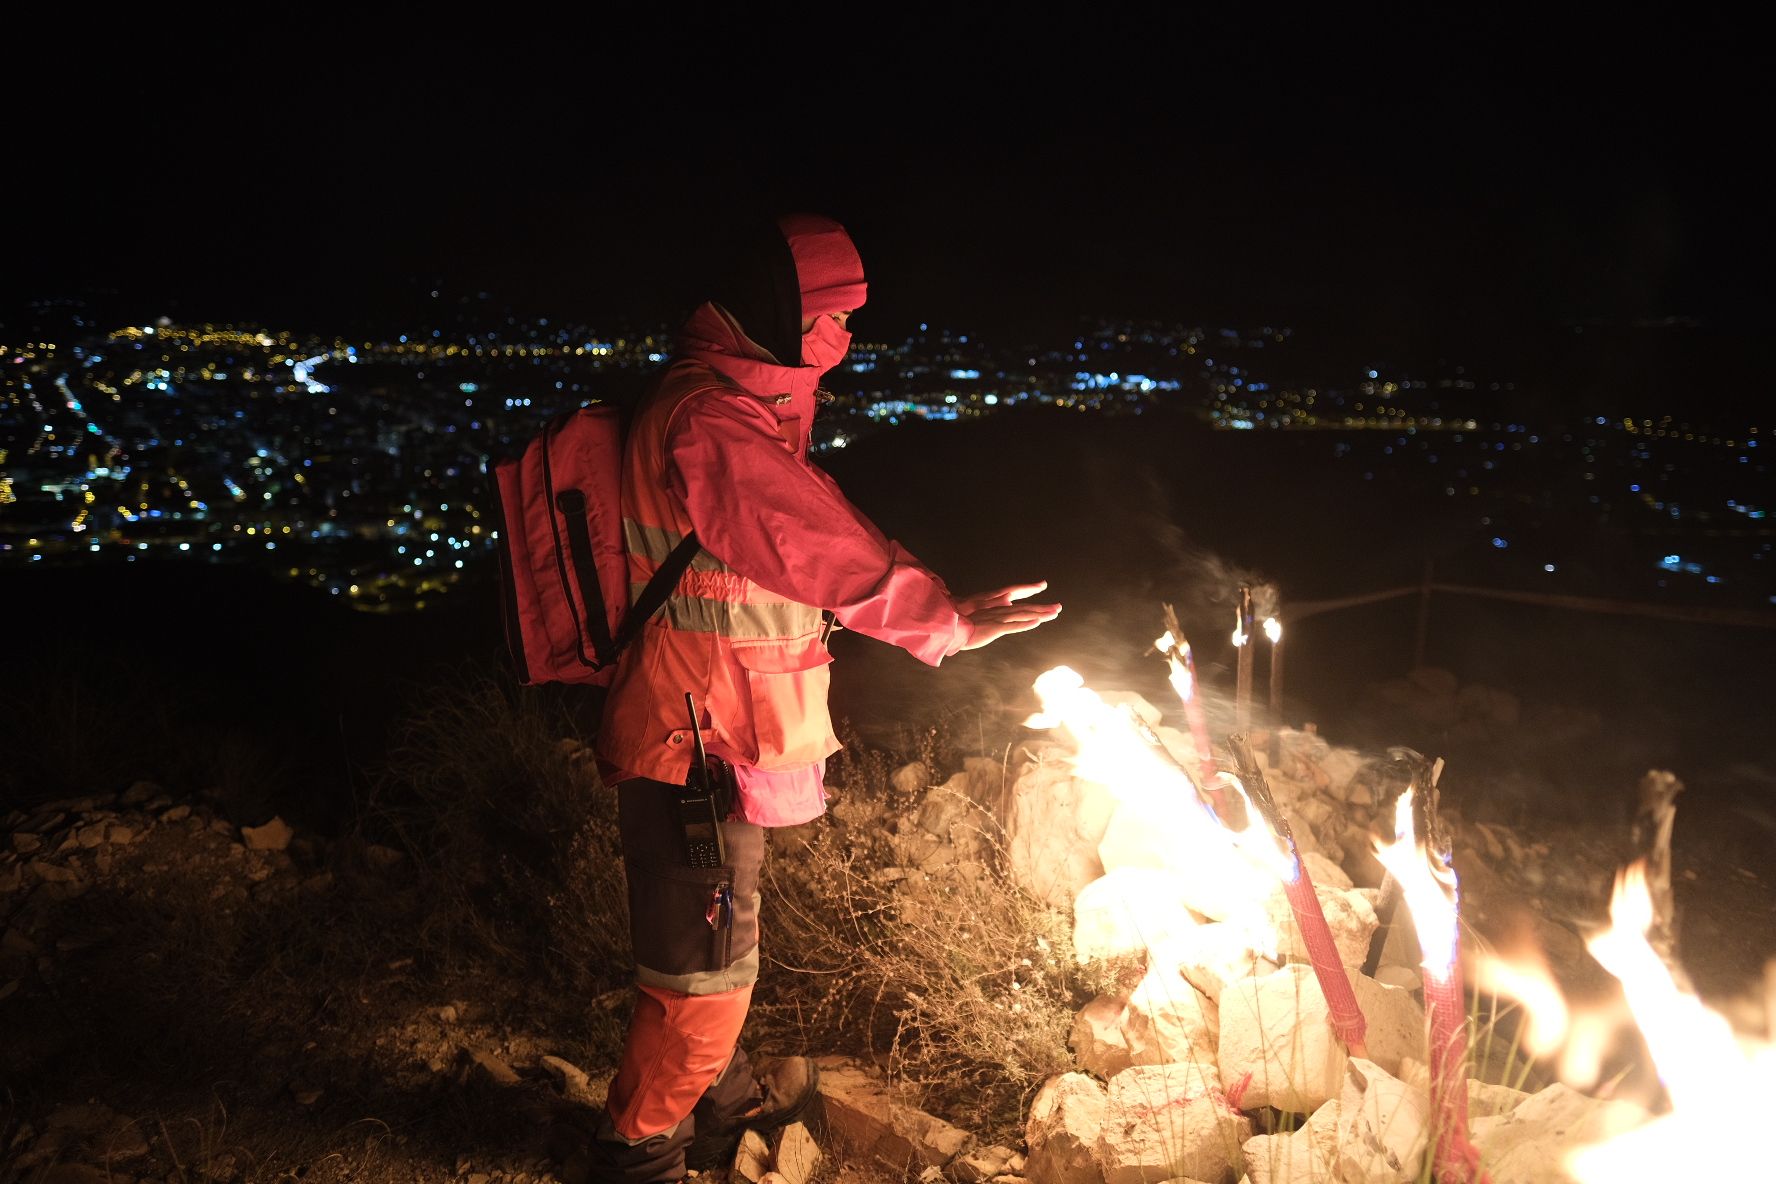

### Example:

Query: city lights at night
xmin=3 ymin=20 xmax=1771 ymax=1184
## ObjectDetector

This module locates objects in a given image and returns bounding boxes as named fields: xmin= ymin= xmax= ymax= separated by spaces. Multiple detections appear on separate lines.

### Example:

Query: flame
xmin=1231 ymin=606 xmax=1248 ymax=647
xmin=1263 ymin=616 xmax=1282 ymax=644
xmin=1215 ymin=771 xmax=1300 ymax=881
xmin=1151 ymin=649 xmax=1295 ymax=880
xmin=1371 ymin=788 xmax=1460 ymax=975
xmin=1584 ymin=861 xmax=1750 ymax=1112
xmin=1024 ymin=665 xmax=1195 ymax=803
xmin=1472 ymin=948 xmax=1571 ymax=1058
xmin=1156 ymin=633 xmax=1198 ymax=703
xmin=1041 ymin=631 xmax=1776 ymax=1179
xmin=1562 ymin=859 xmax=1776 ymax=1180
xmin=1024 ymin=662 xmax=1290 ymax=901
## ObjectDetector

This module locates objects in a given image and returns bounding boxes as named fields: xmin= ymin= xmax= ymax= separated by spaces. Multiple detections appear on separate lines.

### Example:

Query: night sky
xmin=9 ymin=19 xmax=1764 ymax=379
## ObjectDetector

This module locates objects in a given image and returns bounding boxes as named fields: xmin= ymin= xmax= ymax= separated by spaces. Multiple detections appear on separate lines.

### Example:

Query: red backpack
xmin=489 ymin=405 xmax=699 ymax=687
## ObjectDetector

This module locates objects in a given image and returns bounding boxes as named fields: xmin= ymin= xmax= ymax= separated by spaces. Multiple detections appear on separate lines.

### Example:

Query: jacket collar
xmin=675 ymin=301 xmax=824 ymax=456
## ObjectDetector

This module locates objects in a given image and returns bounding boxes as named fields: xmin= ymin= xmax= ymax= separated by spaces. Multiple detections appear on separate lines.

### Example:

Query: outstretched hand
xmin=955 ymin=581 xmax=1062 ymax=651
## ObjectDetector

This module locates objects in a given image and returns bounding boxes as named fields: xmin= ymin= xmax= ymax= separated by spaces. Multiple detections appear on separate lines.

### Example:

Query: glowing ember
xmin=1262 ymin=616 xmax=1282 ymax=644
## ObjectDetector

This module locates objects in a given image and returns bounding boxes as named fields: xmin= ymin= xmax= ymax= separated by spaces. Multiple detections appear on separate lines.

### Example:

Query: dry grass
xmin=748 ymin=718 xmax=1106 ymax=1147
xmin=358 ymin=664 xmax=631 ymax=1005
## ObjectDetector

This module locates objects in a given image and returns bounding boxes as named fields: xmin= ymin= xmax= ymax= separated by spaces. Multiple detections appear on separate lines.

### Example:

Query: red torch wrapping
xmin=1225 ymin=731 xmax=1368 ymax=1056
xmin=1285 ymin=857 xmax=1368 ymax=1055
xmin=1423 ymin=968 xmax=1487 ymax=1184
xmin=1174 ymin=640 xmax=1227 ymax=816
xmin=1182 ymin=697 xmax=1226 ymax=813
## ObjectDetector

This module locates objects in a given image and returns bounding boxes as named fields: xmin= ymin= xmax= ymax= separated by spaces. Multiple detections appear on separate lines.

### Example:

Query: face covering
xmin=800 ymin=314 xmax=852 ymax=372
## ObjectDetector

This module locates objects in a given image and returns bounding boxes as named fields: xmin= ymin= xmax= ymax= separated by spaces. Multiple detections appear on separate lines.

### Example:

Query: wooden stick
xmin=1632 ymin=769 xmax=1688 ymax=987
xmin=1234 ymin=585 xmax=1254 ymax=733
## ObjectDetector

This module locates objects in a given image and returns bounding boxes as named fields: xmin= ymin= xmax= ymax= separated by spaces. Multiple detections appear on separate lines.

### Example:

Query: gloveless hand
xmin=955 ymin=581 xmax=1062 ymax=651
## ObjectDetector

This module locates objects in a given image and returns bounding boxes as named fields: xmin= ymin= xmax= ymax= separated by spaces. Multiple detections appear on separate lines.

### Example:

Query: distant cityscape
xmin=2 ymin=294 xmax=1769 ymax=615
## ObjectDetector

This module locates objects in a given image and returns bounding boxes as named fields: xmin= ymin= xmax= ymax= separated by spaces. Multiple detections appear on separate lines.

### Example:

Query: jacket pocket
xmin=729 ymin=635 xmax=839 ymax=768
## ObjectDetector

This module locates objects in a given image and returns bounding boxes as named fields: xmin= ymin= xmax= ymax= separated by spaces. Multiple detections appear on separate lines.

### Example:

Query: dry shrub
xmin=358 ymin=665 xmax=629 ymax=1002
xmin=752 ymin=723 xmax=1098 ymax=1146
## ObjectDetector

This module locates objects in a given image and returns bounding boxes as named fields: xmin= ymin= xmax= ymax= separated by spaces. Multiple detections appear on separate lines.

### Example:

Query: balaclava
xmin=778 ymin=213 xmax=866 ymax=371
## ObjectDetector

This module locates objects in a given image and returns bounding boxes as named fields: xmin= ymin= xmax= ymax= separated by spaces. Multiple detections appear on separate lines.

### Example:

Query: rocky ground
xmin=4 ymin=717 xmax=1773 ymax=1184
xmin=0 ymin=780 xmax=1009 ymax=1184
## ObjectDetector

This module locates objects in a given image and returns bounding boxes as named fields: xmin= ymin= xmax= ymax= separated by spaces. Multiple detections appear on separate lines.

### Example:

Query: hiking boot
xmin=684 ymin=1055 xmax=821 ymax=1171
xmin=551 ymin=1110 xmax=692 ymax=1184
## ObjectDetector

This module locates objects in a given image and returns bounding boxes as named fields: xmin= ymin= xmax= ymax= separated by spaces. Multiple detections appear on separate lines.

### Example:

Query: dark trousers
xmin=593 ymin=777 xmax=766 ymax=1182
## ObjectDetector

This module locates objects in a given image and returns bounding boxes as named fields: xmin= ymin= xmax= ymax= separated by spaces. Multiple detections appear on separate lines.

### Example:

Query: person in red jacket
xmin=564 ymin=211 xmax=1060 ymax=1184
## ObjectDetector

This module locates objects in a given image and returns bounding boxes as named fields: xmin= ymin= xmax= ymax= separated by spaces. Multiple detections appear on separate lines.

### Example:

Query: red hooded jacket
xmin=594 ymin=300 xmax=968 ymax=825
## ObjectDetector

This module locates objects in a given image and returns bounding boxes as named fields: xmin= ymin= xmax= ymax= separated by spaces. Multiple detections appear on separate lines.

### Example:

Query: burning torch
xmin=1155 ymin=602 xmax=1229 ymax=819
xmin=1371 ymin=749 xmax=1488 ymax=1184
xmin=1226 ymin=732 xmax=1369 ymax=1061
xmin=1233 ymin=584 xmax=1255 ymax=733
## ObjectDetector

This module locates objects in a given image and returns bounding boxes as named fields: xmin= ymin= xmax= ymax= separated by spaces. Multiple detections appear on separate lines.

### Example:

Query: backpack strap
xmin=538 ymin=406 xmax=619 ymax=672
xmin=553 ymin=486 xmax=616 ymax=668
xmin=612 ymin=530 xmax=700 ymax=655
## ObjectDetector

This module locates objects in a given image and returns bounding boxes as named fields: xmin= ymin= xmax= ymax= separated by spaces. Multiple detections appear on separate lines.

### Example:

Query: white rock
xmin=1024 ymin=1071 xmax=1107 ymax=1184
xmin=1167 ymin=922 xmax=1276 ymax=1004
xmin=1069 ymin=994 xmax=1134 ymax=1081
xmin=815 ymin=1056 xmax=973 ymax=1173
xmin=917 ymin=775 xmax=977 ymax=837
xmin=734 ymin=1129 xmax=772 ymax=1183
xmin=1301 ymin=1099 xmax=1342 ymax=1175
xmin=1260 ymin=882 xmax=1378 ymax=969
xmin=950 ymin=1143 xmax=1025 ymax=1184
xmin=1315 ymin=749 xmax=1370 ymax=801
xmin=772 ymin=1122 xmax=821 ymax=1184
xmin=241 ymin=816 xmax=294 ymax=851
xmin=1007 ymin=754 xmax=1118 ymax=911
xmin=1216 ymin=965 xmax=1425 ymax=1114
xmin=1334 ymin=1058 xmax=1430 ymax=1184
xmin=1372 ymin=965 xmax=1420 ymax=992
xmin=891 ymin=761 xmax=934 ymax=798
xmin=1468 ymin=1078 xmax=1532 ymax=1119
xmin=1299 ymin=851 xmax=1352 ymax=891
xmin=1240 ymin=1128 xmax=1330 ymax=1184
xmin=1125 ymin=965 xmax=1218 ymax=1067
xmin=1470 ymin=1082 xmax=1653 ymax=1184
xmin=539 ymin=1055 xmax=598 ymax=1106
xmin=1096 ymin=1063 xmax=1251 ymax=1184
